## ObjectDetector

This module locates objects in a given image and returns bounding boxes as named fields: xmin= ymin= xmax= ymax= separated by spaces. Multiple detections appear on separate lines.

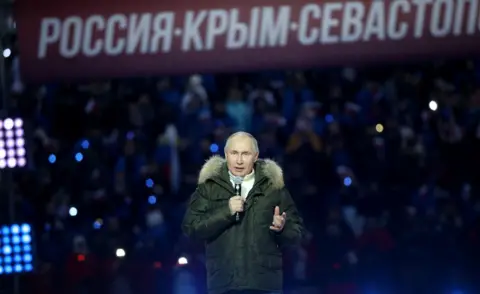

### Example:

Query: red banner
xmin=15 ymin=0 xmax=480 ymax=82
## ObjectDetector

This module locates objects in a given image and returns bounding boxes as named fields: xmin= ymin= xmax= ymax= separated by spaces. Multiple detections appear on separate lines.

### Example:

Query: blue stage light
xmin=14 ymin=265 xmax=22 ymax=272
xmin=0 ymin=223 xmax=34 ymax=275
xmin=148 ymin=195 xmax=157 ymax=205
xmin=23 ymin=254 xmax=32 ymax=262
xmin=21 ymin=224 xmax=30 ymax=234
xmin=209 ymin=143 xmax=219 ymax=153
xmin=3 ymin=246 xmax=11 ymax=255
xmin=21 ymin=235 xmax=31 ymax=244
xmin=81 ymin=140 xmax=89 ymax=149
xmin=75 ymin=152 xmax=83 ymax=162
xmin=12 ymin=236 xmax=19 ymax=244
xmin=145 ymin=178 xmax=154 ymax=188
xmin=48 ymin=154 xmax=56 ymax=164
xmin=10 ymin=225 xmax=19 ymax=234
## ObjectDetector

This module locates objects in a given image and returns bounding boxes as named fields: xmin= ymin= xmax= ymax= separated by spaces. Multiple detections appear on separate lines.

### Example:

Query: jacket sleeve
xmin=276 ymin=188 xmax=305 ymax=246
xmin=182 ymin=184 xmax=235 ymax=241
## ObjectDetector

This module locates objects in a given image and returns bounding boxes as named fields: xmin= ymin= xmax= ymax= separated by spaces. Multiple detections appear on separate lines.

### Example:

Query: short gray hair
xmin=224 ymin=131 xmax=259 ymax=154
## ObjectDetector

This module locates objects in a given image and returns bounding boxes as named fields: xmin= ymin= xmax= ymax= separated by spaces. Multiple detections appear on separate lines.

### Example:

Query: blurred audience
xmin=7 ymin=59 xmax=480 ymax=294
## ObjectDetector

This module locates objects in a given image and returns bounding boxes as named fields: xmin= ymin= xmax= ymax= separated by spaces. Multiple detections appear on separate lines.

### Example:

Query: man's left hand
xmin=270 ymin=206 xmax=286 ymax=232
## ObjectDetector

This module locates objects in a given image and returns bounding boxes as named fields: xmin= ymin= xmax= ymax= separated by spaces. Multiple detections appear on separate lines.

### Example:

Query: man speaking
xmin=182 ymin=132 xmax=304 ymax=294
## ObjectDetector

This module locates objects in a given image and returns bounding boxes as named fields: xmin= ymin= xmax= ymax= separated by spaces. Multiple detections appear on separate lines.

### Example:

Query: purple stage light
xmin=0 ymin=118 xmax=26 ymax=169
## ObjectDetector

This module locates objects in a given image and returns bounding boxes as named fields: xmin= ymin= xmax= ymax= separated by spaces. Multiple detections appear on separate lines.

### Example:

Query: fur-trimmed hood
xmin=198 ymin=155 xmax=284 ymax=190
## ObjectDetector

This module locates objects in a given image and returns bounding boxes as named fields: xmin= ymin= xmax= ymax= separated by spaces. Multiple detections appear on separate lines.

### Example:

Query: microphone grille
xmin=232 ymin=176 xmax=243 ymax=185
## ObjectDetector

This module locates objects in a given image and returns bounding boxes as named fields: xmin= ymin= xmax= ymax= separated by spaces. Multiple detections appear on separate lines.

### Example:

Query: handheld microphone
xmin=232 ymin=176 xmax=243 ymax=222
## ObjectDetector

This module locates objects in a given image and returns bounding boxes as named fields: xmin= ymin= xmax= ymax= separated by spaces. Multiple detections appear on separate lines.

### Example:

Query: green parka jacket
xmin=182 ymin=156 xmax=304 ymax=294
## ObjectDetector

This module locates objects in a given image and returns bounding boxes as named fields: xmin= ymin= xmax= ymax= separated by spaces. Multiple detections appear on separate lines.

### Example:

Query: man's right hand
xmin=228 ymin=196 xmax=244 ymax=216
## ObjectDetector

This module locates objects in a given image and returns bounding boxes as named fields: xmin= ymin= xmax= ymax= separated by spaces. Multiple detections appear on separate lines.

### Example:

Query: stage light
xmin=3 ymin=246 xmax=12 ymax=254
xmin=12 ymin=236 xmax=19 ymax=244
xmin=145 ymin=178 xmax=154 ymax=188
xmin=343 ymin=177 xmax=352 ymax=187
xmin=23 ymin=254 xmax=32 ymax=262
xmin=0 ymin=223 xmax=34 ymax=274
xmin=209 ymin=143 xmax=219 ymax=153
xmin=375 ymin=123 xmax=384 ymax=133
xmin=148 ymin=195 xmax=156 ymax=205
xmin=75 ymin=152 xmax=83 ymax=162
xmin=116 ymin=248 xmax=126 ymax=258
xmin=69 ymin=207 xmax=77 ymax=216
xmin=77 ymin=254 xmax=85 ymax=262
xmin=3 ymin=48 xmax=11 ymax=58
xmin=11 ymin=225 xmax=19 ymax=234
xmin=93 ymin=219 xmax=103 ymax=230
xmin=80 ymin=140 xmax=89 ymax=149
xmin=21 ymin=235 xmax=31 ymax=243
xmin=48 ymin=154 xmax=56 ymax=164
xmin=178 ymin=256 xmax=188 ymax=265
xmin=0 ymin=118 xmax=27 ymax=169
xmin=21 ymin=224 xmax=30 ymax=234
xmin=14 ymin=265 xmax=22 ymax=273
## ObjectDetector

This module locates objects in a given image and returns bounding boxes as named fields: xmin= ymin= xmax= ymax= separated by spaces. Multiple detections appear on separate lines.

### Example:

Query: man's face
xmin=225 ymin=136 xmax=258 ymax=177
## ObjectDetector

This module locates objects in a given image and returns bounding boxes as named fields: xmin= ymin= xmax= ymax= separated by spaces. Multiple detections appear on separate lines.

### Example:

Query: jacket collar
xmin=197 ymin=155 xmax=285 ymax=190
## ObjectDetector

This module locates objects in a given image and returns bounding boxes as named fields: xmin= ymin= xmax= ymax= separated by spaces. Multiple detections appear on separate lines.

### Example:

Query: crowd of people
xmin=2 ymin=59 xmax=480 ymax=294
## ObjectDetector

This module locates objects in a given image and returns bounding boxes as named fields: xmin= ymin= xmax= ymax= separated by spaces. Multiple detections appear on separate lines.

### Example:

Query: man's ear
xmin=254 ymin=152 xmax=259 ymax=162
